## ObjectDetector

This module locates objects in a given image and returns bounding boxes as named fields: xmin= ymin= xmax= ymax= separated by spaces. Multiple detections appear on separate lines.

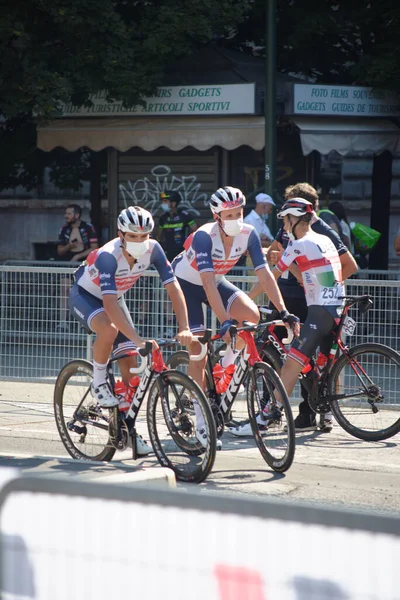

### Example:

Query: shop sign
xmin=60 ymin=84 xmax=255 ymax=117
xmin=294 ymin=84 xmax=400 ymax=117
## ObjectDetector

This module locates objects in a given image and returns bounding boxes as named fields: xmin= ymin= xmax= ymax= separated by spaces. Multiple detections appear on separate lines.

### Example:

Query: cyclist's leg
xmin=113 ymin=297 xmax=138 ymax=384
xmin=218 ymin=278 xmax=259 ymax=360
xmin=276 ymin=306 xmax=335 ymax=410
xmin=69 ymin=284 xmax=118 ymax=406
xmin=268 ymin=296 xmax=313 ymax=416
xmin=176 ymin=277 xmax=208 ymax=390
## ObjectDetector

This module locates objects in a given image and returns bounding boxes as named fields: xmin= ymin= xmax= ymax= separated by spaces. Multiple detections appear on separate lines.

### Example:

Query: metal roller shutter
xmin=118 ymin=148 xmax=219 ymax=223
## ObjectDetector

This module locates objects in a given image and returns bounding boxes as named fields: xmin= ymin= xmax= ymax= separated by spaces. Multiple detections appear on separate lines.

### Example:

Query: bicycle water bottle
xmin=114 ymin=380 xmax=127 ymax=398
xmin=215 ymin=364 xmax=236 ymax=394
xmin=315 ymin=351 xmax=328 ymax=376
xmin=212 ymin=363 xmax=224 ymax=385
xmin=118 ymin=375 xmax=140 ymax=412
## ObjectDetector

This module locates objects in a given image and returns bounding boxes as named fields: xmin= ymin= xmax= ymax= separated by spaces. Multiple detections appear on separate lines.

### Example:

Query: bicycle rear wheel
xmin=147 ymin=370 xmax=217 ymax=483
xmin=247 ymin=362 xmax=295 ymax=472
xmin=329 ymin=343 xmax=400 ymax=441
xmin=54 ymin=360 xmax=115 ymax=461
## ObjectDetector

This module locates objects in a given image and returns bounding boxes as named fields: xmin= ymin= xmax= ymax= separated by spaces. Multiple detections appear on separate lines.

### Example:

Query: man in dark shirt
xmin=57 ymin=204 xmax=98 ymax=263
xmin=318 ymin=206 xmax=345 ymax=242
xmin=156 ymin=191 xmax=197 ymax=262
xmin=249 ymin=182 xmax=358 ymax=432
xmin=57 ymin=204 xmax=99 ymax=330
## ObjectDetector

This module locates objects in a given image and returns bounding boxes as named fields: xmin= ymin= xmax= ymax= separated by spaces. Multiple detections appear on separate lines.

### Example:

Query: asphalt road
xmin=0 ymin=380 xmax=399 ymax=515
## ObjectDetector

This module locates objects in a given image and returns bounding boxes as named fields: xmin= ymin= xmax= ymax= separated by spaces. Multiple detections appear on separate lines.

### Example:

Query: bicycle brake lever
xmin=138 ymin=341 xmax=153 ymax=357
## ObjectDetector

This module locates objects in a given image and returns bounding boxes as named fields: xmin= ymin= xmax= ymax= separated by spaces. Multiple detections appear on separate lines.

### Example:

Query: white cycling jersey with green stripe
xmin=276 ymin=230 xmax=345 ymax=308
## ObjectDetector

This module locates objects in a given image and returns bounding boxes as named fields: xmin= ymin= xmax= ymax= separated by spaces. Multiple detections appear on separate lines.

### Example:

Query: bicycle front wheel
xmin=54 ymin=360 xmax=115 ymax=461
xmin=329 ymin=343 xmax=400 ymax=441
xmin=247 ymin=362 xmax=295 ymax=472
xmin=147 ymin=370 xmax=217 ymax=483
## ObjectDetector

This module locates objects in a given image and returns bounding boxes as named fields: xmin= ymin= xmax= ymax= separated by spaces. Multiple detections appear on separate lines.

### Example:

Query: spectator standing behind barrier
xmin=156 ymin=191 xmax=197 ymax=262
xmin=57 ymin=204 xmax=99 ymax=331
xmin=318 ymin=204 xmax=346 ymax=243
xmin=244 ymin=193 xmax=275 ymax=247
xmin=328 ymin=201 xmax=354 ymax=253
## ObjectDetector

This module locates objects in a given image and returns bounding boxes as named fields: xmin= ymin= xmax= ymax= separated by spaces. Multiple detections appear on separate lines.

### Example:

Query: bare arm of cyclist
xmin=340 ymin=251 xmax=358 ymax=280
xmin=164 ymin=281 xmax=192 ymax=345
xmin=255 ymin=266 xmax=287 ymax=314
xmin=266 ymin=238 xmax=281 ymax=262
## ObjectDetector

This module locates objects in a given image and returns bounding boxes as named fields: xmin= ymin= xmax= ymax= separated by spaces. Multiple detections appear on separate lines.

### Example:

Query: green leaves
xmin=0 ymin=0 xmax=251 ymax=121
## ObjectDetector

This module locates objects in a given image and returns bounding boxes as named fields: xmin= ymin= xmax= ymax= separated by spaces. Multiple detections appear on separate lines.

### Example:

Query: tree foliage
xmin=233 ymin=0 xmax=400 ymax=90
xmin=0 ymin=0 xmax=251 ymax=189
xmin=1 ymin=0 xmax=400 ymax=192
xmin=0 ymin=0 xmax=251 ymax=122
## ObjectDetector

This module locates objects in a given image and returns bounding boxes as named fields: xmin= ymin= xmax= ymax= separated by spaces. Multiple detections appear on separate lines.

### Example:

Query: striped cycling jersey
xmin=276 ymin=230 xmax=344 ymax=308
xmin=173 ymin=221 xmax=267 ymax=285
xmin=76 ymin=238 xmax=175 ymax=299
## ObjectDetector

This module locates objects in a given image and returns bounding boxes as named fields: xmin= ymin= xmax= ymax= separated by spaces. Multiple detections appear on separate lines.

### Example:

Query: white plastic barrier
xmin=1 ymin=473 xmax=399 ymax=600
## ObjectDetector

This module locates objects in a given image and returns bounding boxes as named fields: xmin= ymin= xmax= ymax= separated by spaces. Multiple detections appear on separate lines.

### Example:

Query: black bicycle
xmin=168 ymin=322 xmax=296 ymax=473
xmin=54 ymin=340 xmax=217 ymax=483
xmin=256 ymin=296 xmax=400 ymax=442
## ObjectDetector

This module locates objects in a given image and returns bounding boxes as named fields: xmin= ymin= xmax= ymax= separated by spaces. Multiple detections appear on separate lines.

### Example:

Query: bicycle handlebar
xmin=189 ymin=329 xmax=212 ymax=361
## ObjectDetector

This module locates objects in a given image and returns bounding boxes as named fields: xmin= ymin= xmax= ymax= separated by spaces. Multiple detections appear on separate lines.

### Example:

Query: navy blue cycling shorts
xmin=68 ymin=284 xmax=136 ymax=356
xmin=176 ymin=276 xmax=246 ymax=334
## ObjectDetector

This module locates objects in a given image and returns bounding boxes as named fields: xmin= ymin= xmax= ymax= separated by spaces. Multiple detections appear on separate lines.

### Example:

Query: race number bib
xmin=320 ymin=285 xmax=340 ymax=303
xmin=342 ymin=316 xmax=356 ymax=336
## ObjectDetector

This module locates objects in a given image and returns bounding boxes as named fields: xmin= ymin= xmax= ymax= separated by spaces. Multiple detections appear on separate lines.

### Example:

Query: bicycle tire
xmin=329 ymin=343 xmax=400 ymax=441
xmin=166 ymin=350 xmax=214 ymax=388
xmin=147 ymin=370 xmax=217 ymax=483
xmin=247 ymin=361 xmax=295 ymax=472
xmin=258 ymin=345 xmax=283 ymax=373
xmin=54 ymin=360 xmax=116 ymax=461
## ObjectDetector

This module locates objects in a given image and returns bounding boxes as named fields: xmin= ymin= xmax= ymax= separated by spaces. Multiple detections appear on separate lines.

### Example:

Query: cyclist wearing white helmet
xmin=172 ymin=185 xmax=300 ymax=412
xmin=231 ymin=197 xmax=346 ymax=436
xmin=68 ymin=206 xmax=192 ymax=433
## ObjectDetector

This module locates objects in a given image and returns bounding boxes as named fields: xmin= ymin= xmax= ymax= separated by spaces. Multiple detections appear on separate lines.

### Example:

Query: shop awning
xmin=292 ymin=117 xmax=400 ymax=156
xmin=37 ymin=116 xmax=265 ymax=152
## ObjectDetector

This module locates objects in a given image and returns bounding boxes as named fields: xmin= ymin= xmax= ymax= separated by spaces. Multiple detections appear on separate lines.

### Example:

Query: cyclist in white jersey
xmin=172 ymin=186 xmax=300 ymax=395
xmin=69 ymin=206 xmax=192 ymax=415
xmin=231 ymin=197 xmax=345 ymax=435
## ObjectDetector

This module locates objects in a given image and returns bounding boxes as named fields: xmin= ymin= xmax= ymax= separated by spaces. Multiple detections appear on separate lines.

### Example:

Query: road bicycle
xmin=168 ymin=322 xmax=296 ymax=473
xmin=54 ymin=339 xmax=217 ymax=483
xmin=256 ymin=295 xmax=400 ymax=442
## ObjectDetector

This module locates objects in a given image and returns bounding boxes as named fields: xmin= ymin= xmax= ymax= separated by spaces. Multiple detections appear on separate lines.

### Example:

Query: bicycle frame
xmin=258 ymin=296 xmax=375 ymax=405
xmin=206 ymin=327 xmax=271 ymax=417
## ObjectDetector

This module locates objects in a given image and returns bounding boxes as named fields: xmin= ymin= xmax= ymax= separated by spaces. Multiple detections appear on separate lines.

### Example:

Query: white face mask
xmin=161 ymin=203 xmax=170 ymax=213
xmin=222 ymin=218 xmax=243 ymax=237
xmin=125 ymin=239 xmax=150 ymax=259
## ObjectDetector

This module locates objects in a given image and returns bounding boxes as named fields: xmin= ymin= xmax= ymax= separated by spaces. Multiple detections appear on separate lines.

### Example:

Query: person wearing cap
xmin=156 ymin=190 xmax=198 ymax=262
xmin=243 ymin=193 xmax=276 ymax=247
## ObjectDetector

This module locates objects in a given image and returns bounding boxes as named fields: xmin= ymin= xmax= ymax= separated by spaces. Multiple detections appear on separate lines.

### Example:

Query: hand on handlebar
xmin=138 ymin=339 xmax=159 ymax=353
xmin=175 ymin=328 xmax=193 ymax=346
xmin=280 ymin=310 xmax=301 ymax=338
xmin=220 ymin=319 xmax=236 ymax=344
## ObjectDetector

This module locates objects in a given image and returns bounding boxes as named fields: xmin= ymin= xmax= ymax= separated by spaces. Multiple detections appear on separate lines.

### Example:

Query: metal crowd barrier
xmin=1 ymin=264 xmax=400 ymax=381
xmin=1 ymin=471 xmax=399 ymax=600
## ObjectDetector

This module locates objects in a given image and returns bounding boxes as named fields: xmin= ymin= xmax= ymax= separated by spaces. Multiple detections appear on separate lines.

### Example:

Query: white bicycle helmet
xmin=277 ymin=198 xmax=313 ymax=218
xmin=117 ymin=206 xmax=154 ymax=233
xmin=209 ymin=186 xmax=246 ymax=214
